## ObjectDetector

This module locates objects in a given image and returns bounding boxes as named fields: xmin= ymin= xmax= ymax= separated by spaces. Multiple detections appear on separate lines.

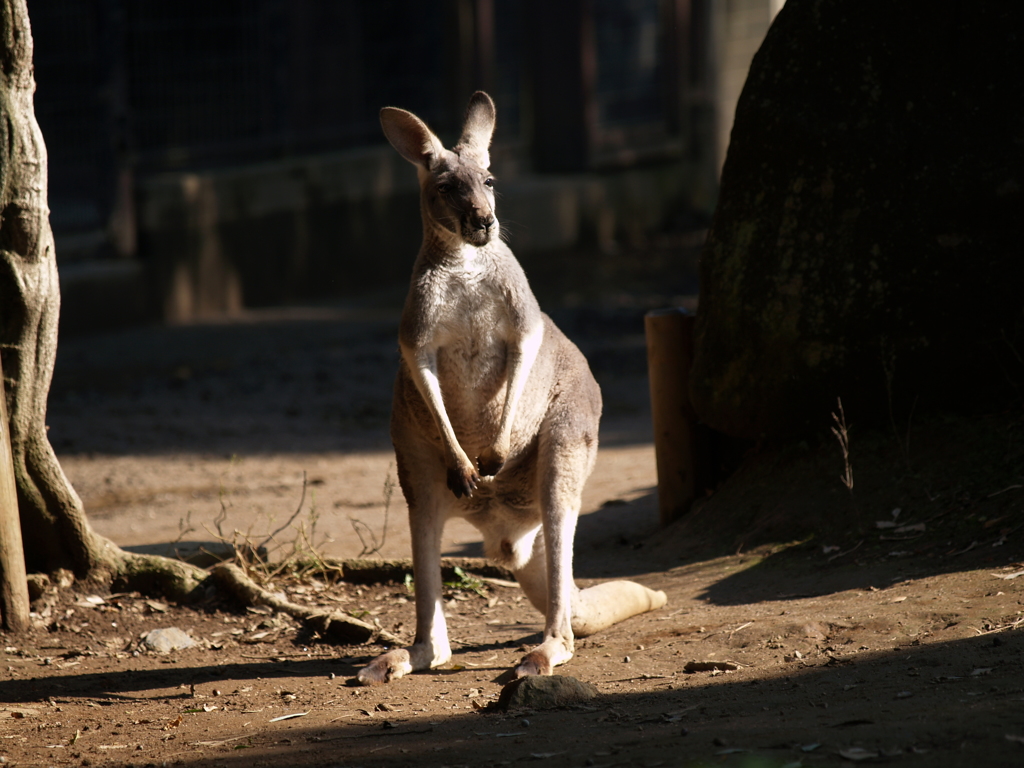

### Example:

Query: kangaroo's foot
xmin=356 ymin=642 xmax=452 ymax=686
xmin=356 ymin=649 xmax=413 ymax=686
xmin=513 ymin=635 xmax=574 ymax=678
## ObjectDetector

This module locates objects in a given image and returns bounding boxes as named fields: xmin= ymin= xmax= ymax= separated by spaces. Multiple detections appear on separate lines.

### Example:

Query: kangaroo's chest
xmin=432 ymin=275 xmax=509 ymax=383
xmin=420 ymin=264 xmax=513 ymax=426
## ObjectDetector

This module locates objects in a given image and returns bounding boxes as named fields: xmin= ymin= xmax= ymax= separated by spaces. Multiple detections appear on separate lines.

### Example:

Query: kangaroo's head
xmin=381 ymin=91 xmax=498 ymax=248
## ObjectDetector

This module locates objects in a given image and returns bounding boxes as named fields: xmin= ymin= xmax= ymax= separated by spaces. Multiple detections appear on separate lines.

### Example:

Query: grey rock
xmin=142 ymin=627 xmax=197 ymax=653
xmin=497 ymin=675 xmax=598 ymax=711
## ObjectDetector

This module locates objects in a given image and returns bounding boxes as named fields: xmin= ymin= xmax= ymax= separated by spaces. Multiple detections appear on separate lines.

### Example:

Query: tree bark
xmin=0 ymin=348 xmax=29 ymax=630
xmin=0 ymin=0 xmax=105 ymax=579
xmin=0 ymin=0 xmax=208 ymax=602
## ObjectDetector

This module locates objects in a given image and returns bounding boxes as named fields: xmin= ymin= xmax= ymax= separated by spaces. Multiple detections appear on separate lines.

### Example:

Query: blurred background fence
xmin=28 ymin=0 xmax=782 ymax=332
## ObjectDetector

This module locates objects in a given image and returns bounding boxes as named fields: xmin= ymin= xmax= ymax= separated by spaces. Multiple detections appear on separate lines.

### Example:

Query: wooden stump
xmin=645 ymin=308 xmax=707 ymax=526
xmin=0 ymin=350 xmax=30 ymax=632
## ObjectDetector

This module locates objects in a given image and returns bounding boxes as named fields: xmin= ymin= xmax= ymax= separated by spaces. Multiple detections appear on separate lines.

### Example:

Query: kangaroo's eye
xmin=436 ymin=183 xmax=452 ymax=195
xmin=484 ymin=177 xmax=495 ymax=188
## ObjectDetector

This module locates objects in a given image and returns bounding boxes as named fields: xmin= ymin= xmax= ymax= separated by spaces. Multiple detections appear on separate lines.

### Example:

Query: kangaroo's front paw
xmin=477 ymin=446 xmax=505 ymax=477
xmin=514 ymin=650 xmax=553 ymax=677
xmin=447 ymin=465 xmax=480 ymax=498
xmin=356 ymin=649 xmax=413 ymax=686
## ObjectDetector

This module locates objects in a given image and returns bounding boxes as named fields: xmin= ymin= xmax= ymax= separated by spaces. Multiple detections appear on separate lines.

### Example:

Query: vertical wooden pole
xmin=0 ymin=349 xmax=30 ymax=632
xmin=645 ymin=308 xmax=702 ymax=526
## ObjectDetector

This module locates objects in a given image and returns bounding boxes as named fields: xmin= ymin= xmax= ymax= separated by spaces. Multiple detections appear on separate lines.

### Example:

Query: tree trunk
xmin=0 ymin=0 xmax=205 ymax=602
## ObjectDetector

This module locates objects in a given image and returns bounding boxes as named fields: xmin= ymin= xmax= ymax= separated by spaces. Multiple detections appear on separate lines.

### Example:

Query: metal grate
xmin=593 ymin=0 xmax=665 ymax=127
xmin=122 ymin=0 xmax=446 ymax=170
xmin=30 ymin=0 xmax=105 ymax=233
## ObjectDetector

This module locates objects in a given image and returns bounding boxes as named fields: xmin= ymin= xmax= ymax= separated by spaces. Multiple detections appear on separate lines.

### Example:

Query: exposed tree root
xmin=283 ymin=556 xmax=514 ymax=585
xmin=112 ymin=551 xmax=210 ymax=603
xmin=211 ymin=562 xmax=403 ymax=646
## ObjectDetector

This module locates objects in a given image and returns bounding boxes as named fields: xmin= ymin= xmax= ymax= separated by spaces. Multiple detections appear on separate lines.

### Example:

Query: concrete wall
xmin=80 ymin=144 xmax=709 ymax=327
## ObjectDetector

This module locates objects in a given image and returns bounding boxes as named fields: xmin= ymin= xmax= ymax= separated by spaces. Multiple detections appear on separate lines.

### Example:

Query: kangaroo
xmin=356 ymin=92 xmax=667 ymax=686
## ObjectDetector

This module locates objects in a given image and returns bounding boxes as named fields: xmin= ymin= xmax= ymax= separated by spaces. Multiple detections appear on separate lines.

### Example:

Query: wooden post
xmin=0 ymin=349 xmax=30 ymax=632
xmin=645 ymin=308 xmax=702 ymax=526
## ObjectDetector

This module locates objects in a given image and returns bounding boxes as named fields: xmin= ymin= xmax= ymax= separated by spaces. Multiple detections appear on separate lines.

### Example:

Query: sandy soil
xmin=2 ymin=264 xmax=1024 ymax=767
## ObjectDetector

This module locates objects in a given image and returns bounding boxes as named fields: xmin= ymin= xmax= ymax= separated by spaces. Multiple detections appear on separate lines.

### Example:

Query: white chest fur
xmin=421 ymin=246 xmax=512 ymax=354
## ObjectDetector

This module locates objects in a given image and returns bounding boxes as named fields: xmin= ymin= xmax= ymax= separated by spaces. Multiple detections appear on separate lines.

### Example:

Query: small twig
xmin=728 ymin=621 xmax=753 ymax=637
xmin=211 ymin=562 xmax=402 ymax=646
xmin=269 ymin=712 xmax=309 ymax=723
xmin=830 ymin=398 xmax=854 ymax=493
xmin=166 ymin=511 xmax=196 ymax=558
xmin=828 ymin=539 xmax=863 ymax=562
xmin=949 ymin=541 xmax=978 ymax=556
xmin=316 ymin=727 xmax=435 ymax=741
xmin=258 ymin=471 xmax=309 ymax=552
xmin=190 ymin=735 xmax=248 ymax=747
xmin=476 ymin=575 xmax=520 ymax=589
xmin=988 ymin=484 xmax=1023 ymax=498
xmin=213 ymin=489 xmax=229 ymax=540
xmin=350 ymin=464 xmax=396 ymax=558
xmin=991 ymin=569 xmax=1024 ymax=580
xmin=239 ymin=651 xmax=336 ymax=660
xmin=971 ymin=617 xmax=1024 ymax=636
xmin=605 ymin=674 xmax=670 ymax=683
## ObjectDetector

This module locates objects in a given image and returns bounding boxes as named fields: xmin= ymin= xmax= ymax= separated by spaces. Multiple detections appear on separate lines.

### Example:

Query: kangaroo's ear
xmin=456 ymin=91 xmax=496 ymax=168
xmin=380 ymin=107 xmax=446 ymax=170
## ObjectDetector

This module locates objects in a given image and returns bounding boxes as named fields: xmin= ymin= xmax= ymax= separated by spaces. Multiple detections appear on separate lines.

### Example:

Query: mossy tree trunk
xmin=0 ymin=0 xmax=204 ymax=608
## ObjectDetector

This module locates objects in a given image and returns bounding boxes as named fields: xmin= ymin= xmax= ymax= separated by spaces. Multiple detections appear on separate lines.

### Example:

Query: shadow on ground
xmin=7 ymin=632 xmax=1021 ymax=767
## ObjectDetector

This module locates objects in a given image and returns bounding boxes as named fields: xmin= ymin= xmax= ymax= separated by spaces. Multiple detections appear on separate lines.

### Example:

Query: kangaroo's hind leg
xmin=509 ymin=426 xmax=592 ymax=677
xmin=511 ymin=432 xmax=667 ymax=677
xmin=356 ymin=443 xmax=453 ymax=685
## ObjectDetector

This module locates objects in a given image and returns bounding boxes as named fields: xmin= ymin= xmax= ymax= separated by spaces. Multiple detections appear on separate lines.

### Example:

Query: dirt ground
xmin=3 ymin=244 xmax=1024 ymax=767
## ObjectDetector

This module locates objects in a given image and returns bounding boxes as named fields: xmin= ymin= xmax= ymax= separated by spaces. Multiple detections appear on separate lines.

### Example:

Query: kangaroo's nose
xmin=474 ymin=211 xmax=494 ymax=231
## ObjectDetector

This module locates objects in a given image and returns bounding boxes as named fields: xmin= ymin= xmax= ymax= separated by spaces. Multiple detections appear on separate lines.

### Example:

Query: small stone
xmin=142 ymin=628 xmax=196 ymax=653
xmin=496 ymin=675 xmax=598 ymax=711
